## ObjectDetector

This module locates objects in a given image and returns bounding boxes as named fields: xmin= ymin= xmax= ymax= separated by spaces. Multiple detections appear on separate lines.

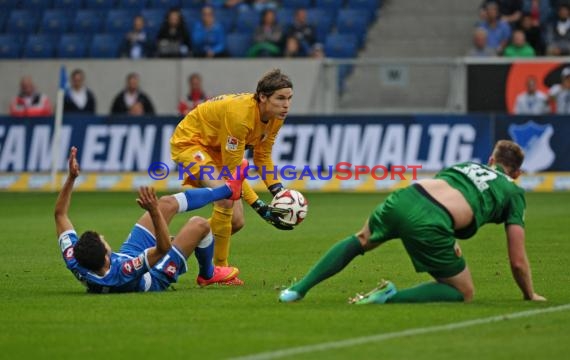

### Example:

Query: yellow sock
xmin=242 ymin=180 xmax=259 ymax=206
xmin=211 ymin=205 xmax=234 ymax=266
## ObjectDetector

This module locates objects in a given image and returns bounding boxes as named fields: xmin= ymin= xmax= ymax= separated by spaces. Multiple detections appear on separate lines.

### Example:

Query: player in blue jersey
xmin=55 ymin=147 xmax=247 ymax=293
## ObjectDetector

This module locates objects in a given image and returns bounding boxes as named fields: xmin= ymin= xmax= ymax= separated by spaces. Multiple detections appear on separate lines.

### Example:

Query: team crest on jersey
xmin=122 ymin=260 xmax=134 ymax=275
xmin=508 ymin=121 xmax=555 ymax=173
xmin=193 ymin=151 xmax=205 ymax=162
xmin=226 ymin=136 xmax=239 ymax=151
xmin=164 ymin=261 xmax=177 ymax=278
xmin=64 ymin=247 xmax=74 ymax=260
xmin=133 ymin=255 xmax=144 ymax=270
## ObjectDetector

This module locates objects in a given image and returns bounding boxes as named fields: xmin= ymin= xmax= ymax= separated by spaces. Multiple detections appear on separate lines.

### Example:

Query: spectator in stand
xmin=9 ymin=76 xmax=52 ymax=117
xmin=64 ymin=69 xmax=96 ymax=114
xmin=156 ymin=9 xmax=191 ymax=58
xmin=548 ymin=67 xmax=570 ymax=114
xmin=283 ymin=36 xmax=303 ymax=57
xmin=514 ymin=76 xmax=549 ymax=114
xmin=110 ymin=73 xmax=155 ymax=116
xmin=522 ymin=0 xmax=551 ymax=27
xmin=467 ymin=27 xmax=497 ymax=56
xmin=121 ymin=15 xmax=153 ymax=59
xmin=503 ymin=29 xmax=536 ymax=56
xmin=249 ymin=9 xmax=283 ymax=57
xmin=479 ymin=2 xmax=512 ymax=54
xmin=519 ymin=13 xmax=546 ymax=55
xmin=178 ymin=73 xmax=208 ymax=115
xmin=225 ymin=0 xmax=251 ymax=11
xmin=546 ymin=4 xmax=570 ymax=55
xmin=310 ymin=43 xmax=325 ymax=58
xmin=480 ymin=0 xmax=523 ymax=26
xmin=287 ymin=8 xmax=316 ymax=55
xmin=192 ymin=6 xmax=227 ymax=58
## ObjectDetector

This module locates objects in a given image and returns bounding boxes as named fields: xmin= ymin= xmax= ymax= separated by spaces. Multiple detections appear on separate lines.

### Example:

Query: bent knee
xmin=188 ymin=216 xmax=210 ymax=236
xmin=159 ymin=195 xmax=179 ymax=213
xmin=214 ymin=198 xmax=234 ymax=209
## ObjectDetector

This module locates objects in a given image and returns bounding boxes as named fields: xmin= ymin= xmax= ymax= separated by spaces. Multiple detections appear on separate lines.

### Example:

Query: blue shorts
xmin=120 ymin=224 xmax=189 ymax=292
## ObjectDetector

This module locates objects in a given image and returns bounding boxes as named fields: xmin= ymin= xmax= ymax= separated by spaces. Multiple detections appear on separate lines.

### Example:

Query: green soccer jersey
xmin=435 ymin=162 xmax=526 ymax=239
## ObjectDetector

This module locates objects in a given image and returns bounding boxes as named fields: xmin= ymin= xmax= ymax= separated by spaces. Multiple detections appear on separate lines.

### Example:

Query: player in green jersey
xmin=279 ymin=140 xmax=546 ymax=304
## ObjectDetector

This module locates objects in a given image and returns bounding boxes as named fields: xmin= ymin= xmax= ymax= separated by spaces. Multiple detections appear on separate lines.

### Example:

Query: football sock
xmin=194 ymin=231 xmax=215 ymax=279
xmin=386 ymin=282 xmax=464 ymax=303
xmin=211 ymin=205 xmax=234 ymax=266
xmin=173 ymin=186 xmax=232 ymax=213
xmin=290 ymin=235 xmax=364 ymax=296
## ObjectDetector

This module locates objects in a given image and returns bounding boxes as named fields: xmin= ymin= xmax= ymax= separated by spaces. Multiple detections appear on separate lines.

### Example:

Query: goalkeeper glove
xmin=268 ymin=182 xmax=284 ymax=196
xmin=251 ymin=199 xmax=294 ymax=231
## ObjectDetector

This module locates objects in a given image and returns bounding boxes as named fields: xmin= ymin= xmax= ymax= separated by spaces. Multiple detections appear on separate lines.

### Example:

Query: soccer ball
xmin=270 ymin=189 xmax=308 ymax=226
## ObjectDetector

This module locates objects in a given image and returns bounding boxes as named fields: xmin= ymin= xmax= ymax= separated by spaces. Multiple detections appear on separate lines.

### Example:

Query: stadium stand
xmin=0 ymin=0 xmax=384 ymax=59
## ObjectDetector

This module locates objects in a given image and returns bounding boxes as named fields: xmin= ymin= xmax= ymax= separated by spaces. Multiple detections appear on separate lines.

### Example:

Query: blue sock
xmin=175 ymin=186 xmax=231 ymax=212
xmin=195 ymin=233 xmax=215 ymax=279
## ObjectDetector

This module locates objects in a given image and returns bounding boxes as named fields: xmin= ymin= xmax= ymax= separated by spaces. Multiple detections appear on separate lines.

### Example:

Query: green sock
xmin=290 ymin=235 xmax=364 ymax=296
xmin=387 ymin=282 xmax=464 ymax=303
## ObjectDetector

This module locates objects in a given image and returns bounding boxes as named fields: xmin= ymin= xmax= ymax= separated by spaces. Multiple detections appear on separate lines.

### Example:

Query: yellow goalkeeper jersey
xmin=170 ymin=93 xmax=283 ymax=189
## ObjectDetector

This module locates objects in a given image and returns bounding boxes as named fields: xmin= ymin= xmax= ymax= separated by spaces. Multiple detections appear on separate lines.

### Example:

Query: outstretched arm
xmin=506 ymin=224 xmax=546 ymax=301
xmin=136 ymin=186 xmax=172 ymax=267
xmin=54 ymin=147 xmax=80 ymax=236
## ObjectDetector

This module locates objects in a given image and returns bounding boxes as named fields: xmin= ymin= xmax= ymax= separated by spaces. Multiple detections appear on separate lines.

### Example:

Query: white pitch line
xmin=229 ymin=304 xmax=570 ymax=360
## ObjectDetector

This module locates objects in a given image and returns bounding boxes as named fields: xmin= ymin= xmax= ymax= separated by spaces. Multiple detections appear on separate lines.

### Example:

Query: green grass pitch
xmin=0 ymin=191 xmax=569 ymax=359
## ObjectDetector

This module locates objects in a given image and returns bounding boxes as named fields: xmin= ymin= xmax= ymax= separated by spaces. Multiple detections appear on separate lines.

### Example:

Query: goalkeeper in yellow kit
xmin=170 ymin=69 xmax=294 ymax=285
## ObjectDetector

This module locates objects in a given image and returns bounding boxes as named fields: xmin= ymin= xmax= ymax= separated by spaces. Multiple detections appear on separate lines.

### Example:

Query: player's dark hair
xmin=492 ymin=140 xmax=525 ymax=175
xmin=254 ymin=69 xmax=293 ymax=101
xmin=75 ymin=231 xmax=107 ymax=272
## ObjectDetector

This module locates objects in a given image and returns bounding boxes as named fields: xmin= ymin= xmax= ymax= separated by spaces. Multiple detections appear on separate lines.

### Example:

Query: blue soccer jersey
xmin=58 ymin=227 xmax=188 ymax=293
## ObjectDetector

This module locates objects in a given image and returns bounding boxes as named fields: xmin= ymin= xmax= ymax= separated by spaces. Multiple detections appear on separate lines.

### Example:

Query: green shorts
xmin=368 ymin=184 xmax=466 ymax=278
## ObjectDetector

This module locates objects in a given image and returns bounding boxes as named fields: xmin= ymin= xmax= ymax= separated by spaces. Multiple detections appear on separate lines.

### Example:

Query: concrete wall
xmin=0 ymin=59 xmax=324 ymax=115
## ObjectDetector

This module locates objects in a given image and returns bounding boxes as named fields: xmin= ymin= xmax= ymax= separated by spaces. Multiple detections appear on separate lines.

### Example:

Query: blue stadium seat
xmin=0 ymin=34 xmax=22 ymax=58
xmin=0 ymin=0 xmax=19 ymax=9
xmin=235 ymin=10 xmax=260 ymax=34
xmin=142 ymin=8 xmax=166 ymax=36
xmin=40 ymin=10 xmax=73 ymax=35
xmin=226 ymin=33 xmax=252 ymax=57
xmin=180 ymin=0 xmax=203 ymax=8
xmin=84 ymin=0 xmax=116 ymax=9
xmin=57 ymin=34 xmax=89 ymax=58
xmin=324 ymin=33 xmax=357 ymax=57
xmin=336 ymin=9 xmax=368 ymax=47
xmin=314 ymin=0 xmax=344 ymax=11
xmin=73 ymin=10 xmax=105 ymax=33
xmin=346 ymin=0 xmax=380 ymax=22
xmin=147 ymin=0 xmax=180 ymax=8
xmin=306 ymin=8 xmax=336 ymax=43
xmin=23 ymin=34 xmax=57 ymax=58
xmin=276 ymin=8 xmax=295 ymax=29
xmin=0 ymin=12 xmax=7 ymax=32
xmin=180 ymin=8 xmax=200 ymax=28
xmin=117 ymin=0 xmax=147 ymax=10
xmin=105 ymin=9 xmax=137 ymax=34
xmin=53 ymin=0 xmax=82 ymax=9
xmin=22 ymin=0 xmax=55 ymax=10
xmin=89 ymin=33 xmax=121 ymax=58
xmin=216 ymin=8 xmax=236 ymax=33
xmin=281 ymin=0 xmax=311 ymax=9
xmin=6 ymin=10 xmax=40 ymax=34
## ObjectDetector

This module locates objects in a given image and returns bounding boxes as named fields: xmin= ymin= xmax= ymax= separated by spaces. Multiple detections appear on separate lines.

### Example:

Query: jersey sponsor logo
xmin=59 ymin=234 xmax=72 ymax=252
xmin=508 ymin=121 xmax=555 ymax=173
xmin=164 ymin=261 xmax=177 ymax=278
xmin=226 ymin=136 xmax=239 ymax=151
xmin=64 ymin=247 xmax=74 ymax=260
xmin=133 ymin=254 xmax=144 ymax=270
xmin=122 ymin=260 xmax=134 ymax=275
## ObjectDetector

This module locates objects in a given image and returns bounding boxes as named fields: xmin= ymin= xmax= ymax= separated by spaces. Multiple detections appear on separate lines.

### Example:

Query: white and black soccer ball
xmin=270 ymin=189 xmax=308 ymax=226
